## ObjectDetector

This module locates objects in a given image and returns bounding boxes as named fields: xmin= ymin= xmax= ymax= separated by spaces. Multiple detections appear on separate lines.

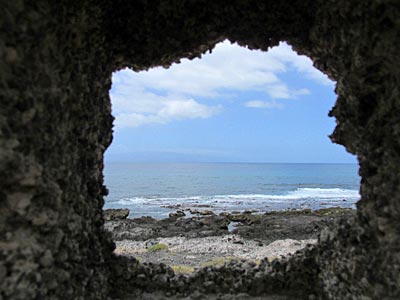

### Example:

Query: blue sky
xmin=106 ymin=41 xmax=356 ymax=163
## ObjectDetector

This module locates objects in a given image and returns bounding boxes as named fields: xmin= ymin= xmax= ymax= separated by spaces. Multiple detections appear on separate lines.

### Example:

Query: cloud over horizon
xmin=245 ymin=100 xmax=283 ymax=109
xmin=111 ymin=41 xmax=333 ymax=129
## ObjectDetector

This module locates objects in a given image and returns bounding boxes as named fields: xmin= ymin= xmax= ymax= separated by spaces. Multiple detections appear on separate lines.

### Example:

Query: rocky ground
xmin=125 ymin=292 xmax=295 ymax=300
xmin=104 ymin=207 xmax=354 ymax=272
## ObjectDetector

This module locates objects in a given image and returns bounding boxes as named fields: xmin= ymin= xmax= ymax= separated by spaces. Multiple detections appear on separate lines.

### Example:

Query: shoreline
xmin=114 ymin=236 xmax=317 ymax=271
xmin=105 ymin=207 xmax=354 ymax=271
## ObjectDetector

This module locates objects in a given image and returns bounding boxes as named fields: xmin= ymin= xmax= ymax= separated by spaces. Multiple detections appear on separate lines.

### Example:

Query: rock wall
xmin=1 ymin=0 xmax=399 ymax=299
xmin=0 ymin=1 xmax=115 ymax=299
xmin=300 ymin=1 xmax=400 ymax=298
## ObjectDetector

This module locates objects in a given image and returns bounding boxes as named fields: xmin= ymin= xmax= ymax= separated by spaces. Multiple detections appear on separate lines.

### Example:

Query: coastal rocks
xmin=162 ymin=204 xmax=182 ymax=210
xmin=219 ymin=211 xmax=259 ymax=223
xmin=198 ymin=216 xmax=229 ymax=229
xmin=103 ymin=209 xmax=130 ymax=221
xmin=226 ymin=212 xmax=250 ymax=223
xmin=169 ymin=211 xmax=186 ymax=218
xmin=235 ymin=208 xmax=355 ymax=244
xmin=198 ymin=210 xmax=215 ymax=216
xmin=105 ymin=208 xmax=353 ymax=243
xmin=110 ymin=243 xmax=321 ymax=299
xmin=105 ymin=215 xmax=231 ymax=241
xmin=113 ymin=235 xmax=317 ymax=267
xmin=108 ymin=208 xmax=347 ymax=271
xmin=188 ymin=209 xmax=215 ymax=216
xmin=110 ymin=225 xmax=156 ymax=241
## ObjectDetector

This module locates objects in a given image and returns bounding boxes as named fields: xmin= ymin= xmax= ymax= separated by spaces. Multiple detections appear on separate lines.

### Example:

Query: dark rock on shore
xmin=105 ymin=207 xmax=354 ymax=244
xmin=103 ymin=208 xmax=130 ymax=221
xmin=162 ymin=204 xmax=182 ymax=209
xmin=106 ymin=207 xmax=356 ymax=298
xmin=233 ymin=208 xmax=355 ymax=244
xmin=169 ymin=211 xmax=186 ymax=218
xmin=189 ymin=209 xmax=215 ymax=216
xmin=105 ymin=215 xmax=231 ymax=241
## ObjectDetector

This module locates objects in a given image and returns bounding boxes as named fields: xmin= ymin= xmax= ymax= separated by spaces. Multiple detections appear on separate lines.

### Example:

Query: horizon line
xmin=105 ymin=161 xmax=358 ymax=165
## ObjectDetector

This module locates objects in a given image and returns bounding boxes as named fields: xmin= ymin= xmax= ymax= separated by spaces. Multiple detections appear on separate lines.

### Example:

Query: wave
xmin=114 ymin=188 xmax=360 ymax=205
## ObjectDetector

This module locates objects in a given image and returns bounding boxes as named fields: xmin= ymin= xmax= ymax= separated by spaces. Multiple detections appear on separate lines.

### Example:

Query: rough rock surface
xmin=108 ymin=209 xmax=347 ymax=268
xmin=234 ymin=208 xmax=355 ymax=244
xmin=1 ymin=0 xmax=399 ymax=299
xmin=103 ymin=208 xmax=130 ymax=221
xmin=114 ymin=236 xmax=317 ymax=267
xmin=105 ymin=215 xmax=230 ymax=241
xmin=105 ymin=208 xmax=354 ymax=243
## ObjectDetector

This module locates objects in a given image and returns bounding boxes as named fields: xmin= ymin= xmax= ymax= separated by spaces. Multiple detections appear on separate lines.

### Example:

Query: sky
xmin=105 ymin=41 xmax=356 ymax=164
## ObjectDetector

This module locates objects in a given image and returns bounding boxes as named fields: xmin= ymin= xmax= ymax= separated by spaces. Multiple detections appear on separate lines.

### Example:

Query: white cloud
xmin=115 ymin=42 xmax=283 ymax=98
xmin=111 ymin=71 xmax=221 ymax=129
xmin=111 ymin=41 xmax=332 ymax=128
xmin=294 ymin=88 xmax=312 ymax=96
xmin=245 ymin=100 xmax=283 ymax=109
xmin=114 ymin=98 xmax=221 ymax=129
xmin=267 ymin=43 xmax=333 ymax=86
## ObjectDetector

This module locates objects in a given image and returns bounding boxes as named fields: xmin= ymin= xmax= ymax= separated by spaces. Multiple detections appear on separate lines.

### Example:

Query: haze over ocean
xmin=104 ymin=163 xmax=360 ymax=219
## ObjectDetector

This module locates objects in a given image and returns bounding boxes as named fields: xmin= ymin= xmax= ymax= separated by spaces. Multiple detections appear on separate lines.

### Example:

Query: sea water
xmin=104 ymin=163 xmax=360 ymax=219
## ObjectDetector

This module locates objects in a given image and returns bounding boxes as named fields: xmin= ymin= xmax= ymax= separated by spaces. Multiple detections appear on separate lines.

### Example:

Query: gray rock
xmin=103 ymin=209 xmax=130 ymax=221
xmin=169 ymin=210 xmax=186 ymax=218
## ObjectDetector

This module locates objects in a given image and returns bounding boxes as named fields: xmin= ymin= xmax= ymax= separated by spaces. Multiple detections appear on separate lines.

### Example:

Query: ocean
xmin=103 ymin=163 xmax=360 ymax=219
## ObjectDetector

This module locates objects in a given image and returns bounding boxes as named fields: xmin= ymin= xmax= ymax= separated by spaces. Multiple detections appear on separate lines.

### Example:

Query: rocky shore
xmin=104 ymin=207 xmax=354 ymax=273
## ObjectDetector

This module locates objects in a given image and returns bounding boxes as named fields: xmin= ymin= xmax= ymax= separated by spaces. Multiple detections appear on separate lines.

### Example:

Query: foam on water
xmin=114 ymin=188 xmax=360 ymax=206
xmin=104 ymin=163 xmax=361 ymax=218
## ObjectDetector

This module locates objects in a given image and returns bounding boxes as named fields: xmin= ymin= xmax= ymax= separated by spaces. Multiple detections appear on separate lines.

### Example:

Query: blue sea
xmin=103 ymin=163 xmax=360 ymax=219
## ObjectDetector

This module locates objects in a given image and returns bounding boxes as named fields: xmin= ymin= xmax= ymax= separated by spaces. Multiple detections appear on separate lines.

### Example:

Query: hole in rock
xmin=103 ymin=41 xmax=360 ymax=273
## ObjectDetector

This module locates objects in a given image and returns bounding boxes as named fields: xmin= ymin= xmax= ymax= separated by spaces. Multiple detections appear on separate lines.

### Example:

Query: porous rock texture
xmin=0 ymin=0 xmax=399 ymax=299
xmin=104 ymin=208 xmax=130 ymax=221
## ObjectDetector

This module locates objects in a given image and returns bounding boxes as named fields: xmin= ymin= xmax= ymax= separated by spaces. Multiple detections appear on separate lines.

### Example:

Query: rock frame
xmin=0 ymin=0 xmax=399 ymax=299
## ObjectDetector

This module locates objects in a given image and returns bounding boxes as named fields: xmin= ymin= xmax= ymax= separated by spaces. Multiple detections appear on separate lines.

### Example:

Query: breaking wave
xmin=114 ymin=188 xmax=360 ymax=206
